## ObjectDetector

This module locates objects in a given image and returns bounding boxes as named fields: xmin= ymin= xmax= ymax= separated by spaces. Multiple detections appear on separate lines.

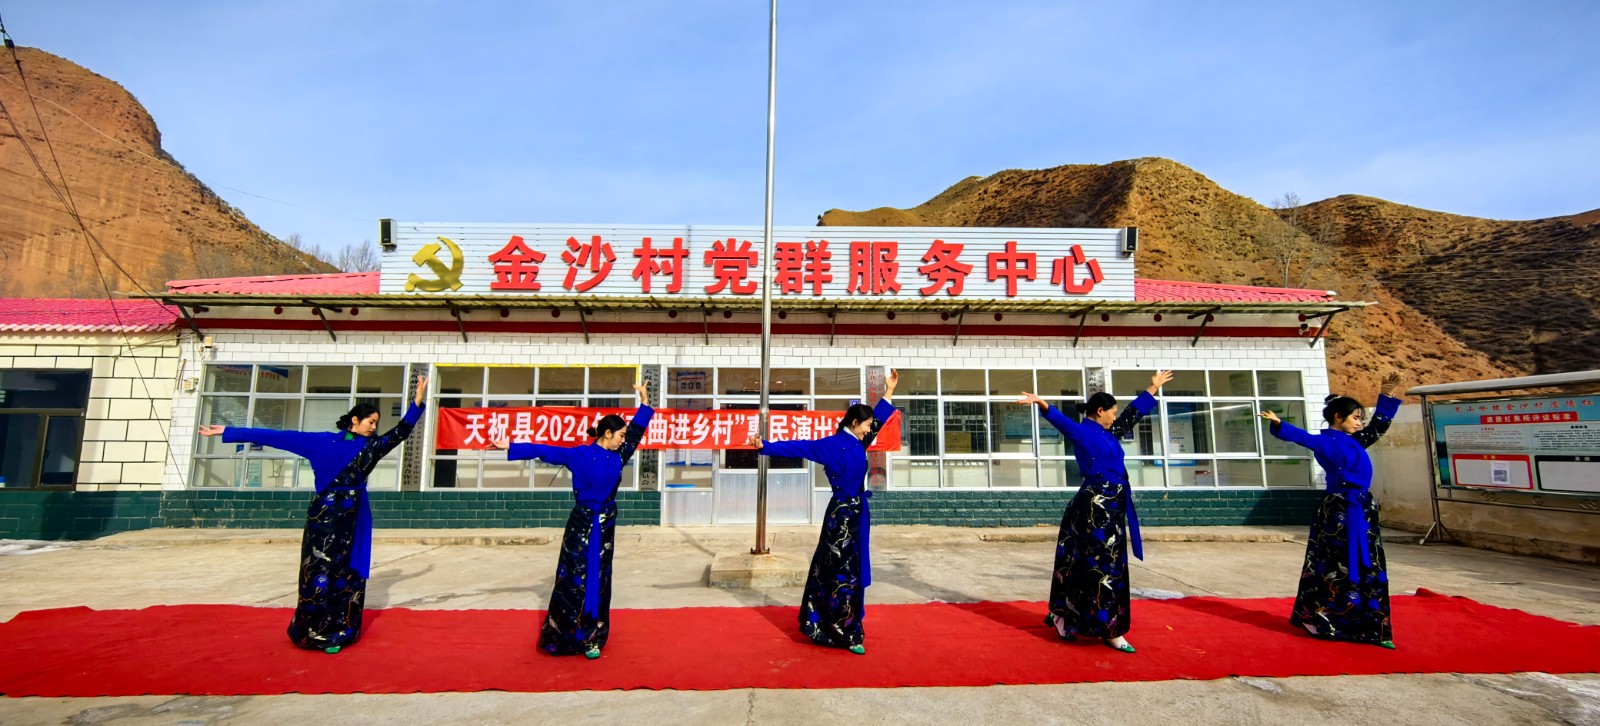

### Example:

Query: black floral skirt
xmin=1046 ymin=483 xmax=1133 ymax=639
xmin=1290 ymin=491 xmax=1392 ymax=644
xmin=287 ymin=487 xmax=366 ymax=651
xmin=538 ymin=502 xmax=618 ymax=655
xmin=799 ymin=494 xmax=867 ymax=648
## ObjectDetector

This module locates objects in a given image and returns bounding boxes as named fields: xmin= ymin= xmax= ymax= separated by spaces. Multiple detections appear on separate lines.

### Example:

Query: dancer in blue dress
xmin=492 ymin=381 xmax=652 ymax=659
xmin=1019 ymin=369 xmax=1172 ymax=654
xmin=1259 ymin=372 xmax=1404 ymax=648
xmin=199 ymin=374 xmax=428 ymax=653
xmin=748 ymin=370 xmax=899 ymax=655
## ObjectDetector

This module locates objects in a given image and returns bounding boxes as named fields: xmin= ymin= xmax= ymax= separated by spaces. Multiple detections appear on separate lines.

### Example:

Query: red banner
xmin=436 ymin=407 xmax=901 ymax=451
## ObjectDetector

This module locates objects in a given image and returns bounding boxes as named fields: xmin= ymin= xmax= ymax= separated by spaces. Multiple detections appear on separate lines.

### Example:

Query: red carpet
xmin=1 ymin=590 xmax=1596 ymax=697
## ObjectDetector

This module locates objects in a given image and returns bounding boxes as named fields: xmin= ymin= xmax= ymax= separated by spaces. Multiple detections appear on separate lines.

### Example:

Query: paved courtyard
xmin=2 ymin=525 xmax=1597 ymax=725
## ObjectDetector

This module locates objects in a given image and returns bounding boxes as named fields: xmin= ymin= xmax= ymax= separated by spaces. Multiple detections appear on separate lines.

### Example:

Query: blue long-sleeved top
xmin=757 ymin=398 xmax=897 ymax=586
xmin=1039 ymin=391 xmax=1158 ymax=560
xmin=507 ymin=404 xmax=653 ymax=616
xmin=222 ymin=402 xmax=425 ymax=578
xmin=1270 ymin=394 xmax=1401 ymax=576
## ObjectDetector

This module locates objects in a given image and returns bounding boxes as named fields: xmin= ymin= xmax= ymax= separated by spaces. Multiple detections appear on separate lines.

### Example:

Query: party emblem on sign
xmin=405 ymin=236 xmax=465 ymax=292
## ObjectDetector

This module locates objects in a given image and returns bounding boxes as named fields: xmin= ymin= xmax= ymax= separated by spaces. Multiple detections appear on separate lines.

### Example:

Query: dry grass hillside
xmin=819 ymin=158 xmax=1594 ymax=401
xmin=0 ymin=47 xmax=332 ymax=298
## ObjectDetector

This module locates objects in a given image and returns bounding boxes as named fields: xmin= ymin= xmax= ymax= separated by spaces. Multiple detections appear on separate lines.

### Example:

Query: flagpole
xmin=753 ymin=0 xmax=778 ymax=556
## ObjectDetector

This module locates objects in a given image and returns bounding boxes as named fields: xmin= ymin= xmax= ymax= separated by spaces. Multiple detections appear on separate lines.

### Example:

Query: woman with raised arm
xmin=1018 ymin=369 xmax=1172 ymax=654
xmin=747 ymin=369 xmax=899 ymax=655
xmin=199 ymin=374 xmax=428 ymax=654
xmin=1259 ymin=372 xmax=1405 ymax=649
xmin=492 ymin=381 xmax=653 ymax=659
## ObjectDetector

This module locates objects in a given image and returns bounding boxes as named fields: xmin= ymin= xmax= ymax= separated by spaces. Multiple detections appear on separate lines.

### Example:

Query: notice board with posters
xmin=1429 ymin=394 xmax=1600 ymax=495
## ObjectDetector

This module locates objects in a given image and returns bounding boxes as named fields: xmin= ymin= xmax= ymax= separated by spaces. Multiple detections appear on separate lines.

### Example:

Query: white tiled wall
xmin=170 ymin=327 xmax=1331 ymax=489
xmin=0 ymin=333 xmax=183 ymax=491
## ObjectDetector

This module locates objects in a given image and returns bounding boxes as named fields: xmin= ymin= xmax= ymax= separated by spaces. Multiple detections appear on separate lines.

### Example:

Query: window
xmin=0 ymin=370 xmax=90 ymax=488
xmin=889 ymin=368 xmax=1084 ymax=489
xmin=192 ymin=364 xmax=408 ymax=489
xmin=1108 ymin=368 xmax=1315 ymax=488
xmin=430 ymin=366 xmax=639 ymax=489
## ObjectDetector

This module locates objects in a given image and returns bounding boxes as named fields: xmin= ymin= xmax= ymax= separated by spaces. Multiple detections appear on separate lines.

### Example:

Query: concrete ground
xmin=2 ymin=525 xmax=1598 ymax=725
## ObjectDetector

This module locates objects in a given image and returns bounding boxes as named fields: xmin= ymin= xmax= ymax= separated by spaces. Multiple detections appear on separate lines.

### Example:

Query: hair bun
xmin=1324 ymin=394 xmax=1340 ymax=404
xmin=585 ymin=426 xmax=599 ymax=438
xmin=1073 ymin=402 xmax=1090 ymax=414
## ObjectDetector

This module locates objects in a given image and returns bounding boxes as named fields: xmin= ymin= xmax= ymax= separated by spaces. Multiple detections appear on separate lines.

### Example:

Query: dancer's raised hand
xmin=1016 ymin=392 xmax=1048 ymax=410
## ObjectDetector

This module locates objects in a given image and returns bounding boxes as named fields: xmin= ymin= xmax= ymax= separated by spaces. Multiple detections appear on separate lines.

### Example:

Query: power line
xmin=0 ymin=17 xmax=186 ymax=483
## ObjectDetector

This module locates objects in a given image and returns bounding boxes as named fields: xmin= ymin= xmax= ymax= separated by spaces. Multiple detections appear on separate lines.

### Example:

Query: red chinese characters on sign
xmin=1051 ymin=244 xmax=1105 ymax=295
xmin=848 ymin=241 xmax=902 ymax=294
xmin=775 ymin=240 xmax=834 ymax=295
xmin=987 ymin=241 xmax=1038 ymax=297
xmin=437 ymin=407 xmax=901 ymax=451
xmin=488 ymin=235 xmax=548 ymax=291
xmin=561 ymin=235 xmax=616 ymax=292
xmin=632 ymin=236 xmax=690 ymax=293
xmin=1482 ymin=412 xmax=1579 ymax=425
xmin=917 ymin=240 xmax=973 ymax=296
xmin=703 ymin=239 xmax=759 ymax=295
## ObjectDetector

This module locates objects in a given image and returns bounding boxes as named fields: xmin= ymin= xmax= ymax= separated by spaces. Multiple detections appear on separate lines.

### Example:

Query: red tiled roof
xmin=161 ymin=272 xmax=1336 ymax=304
xmin=165 ymin=272 xmax=379 ymax=295
xmin=0 ymin=299 xmax=178 ymax=333
xmin=1136 ymin=279 xmax=1335 ymax=303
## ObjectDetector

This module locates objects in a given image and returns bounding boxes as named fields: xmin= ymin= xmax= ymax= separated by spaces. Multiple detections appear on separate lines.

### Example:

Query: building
xmin=1 ymin=224 xmax=1364 ymax=538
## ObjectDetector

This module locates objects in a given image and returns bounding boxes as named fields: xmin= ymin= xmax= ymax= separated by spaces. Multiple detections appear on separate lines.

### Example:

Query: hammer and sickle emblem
xmin=405 ymin=235 xmax=465 ymax=292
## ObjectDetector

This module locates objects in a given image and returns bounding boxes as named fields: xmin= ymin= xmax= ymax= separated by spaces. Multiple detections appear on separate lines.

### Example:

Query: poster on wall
xmin=1429 ymin=395 xmax=1600 ymax=495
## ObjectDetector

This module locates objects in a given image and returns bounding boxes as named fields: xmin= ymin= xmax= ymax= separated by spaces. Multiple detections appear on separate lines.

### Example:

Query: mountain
xmin=821 ymin=158 xmax=1598 ymax=400
xmin=0 ymin=47 xmax=332 ymax=298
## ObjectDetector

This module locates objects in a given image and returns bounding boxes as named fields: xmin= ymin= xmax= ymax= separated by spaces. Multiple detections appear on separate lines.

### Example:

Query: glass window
xmin=0 ymin=413 xmax=43 ymax=488
xmin=539 ymin=368 xmax=584 ymax=395
xmin=1209 ymin=370 xmax=1255 ymax=397
xmin=194 ymin=364 xmax=413 ymax=491
xmin=255 ymin=365 xmax=302 ymax=394
xmin=1035 ymin=370 xmax=1084 ymax=399
xmin=204 ymin=365 xmax=252 ymax=394
xmin=990 ymin=458 xmax=1038 ymax=488
xmin=667 ymin=368 xmax=711 ymax=395
xmin=1211 ymin=401 xmax=1259 ymax=454
xmin=1112 ymin=369 xmax=1154 ymax=398
xmin=941 ymin=401 xmax=989 ymax=455
xmin=1163 ymin=370 xmax=1207 ymax=397
xmin=814 ymin=369 xmax=860 ymax=396
xmin=719 ymin=368 xmax=760 ymax=395
xmin=941 ymin=369 xmax=985 ymax=395
xmin=1262 ymin=401 xmax=1310 ymax=457
xmin=988 ymin=370 xmax=1032 ymax=396
xmin=989 ymin=401 xmax=1035 ymax=455
xmin=895 ymin=369 xmax=937 ymax=395
xmin=900 ymin=399 xmax=940 ymax=457
xmin=1264 ymin=458 xmax=1314 ymax=487
xmin=892 ymin=459 xmax=941 ymax=488
xmin=487 ymin=367 xmax=535 ymax=396
xmin=437 ymin=366 xmax=482 ymax=396
xmin=589 ymin=367 xmax=636 ymax=394
xmin=1257 ymin=370 xmax=1304 ymax=398
xmin=1166 ymin=402 xmax=1214 ymax=455
xmin=942 ymin=459 xmax=988 ymax=487
xmin=0 ymin=371 xmax=89 ymax=410
xmin=356 ymin=366 xmax=405 ymax=395
xmin=1215 ymin=459 xmax=1265 ymax=487
xmin=307 ymin=366 xmax=354 ymax=394
xmin=767 ymin=369 xmax=810 ymax=396
xmin=1039 ymin=458 xmax=1082 ymax=488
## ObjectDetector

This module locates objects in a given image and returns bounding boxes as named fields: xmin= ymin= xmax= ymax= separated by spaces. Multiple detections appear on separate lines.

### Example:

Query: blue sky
xmin=7 ymin=1 xmax=1598 ymax=250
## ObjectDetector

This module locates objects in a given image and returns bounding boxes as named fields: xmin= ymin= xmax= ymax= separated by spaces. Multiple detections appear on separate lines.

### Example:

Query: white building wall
xmin=0 ymin=332 xmax=184 ymax=491
xmin=169 ymin=326 xmax=1331 ymax=488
